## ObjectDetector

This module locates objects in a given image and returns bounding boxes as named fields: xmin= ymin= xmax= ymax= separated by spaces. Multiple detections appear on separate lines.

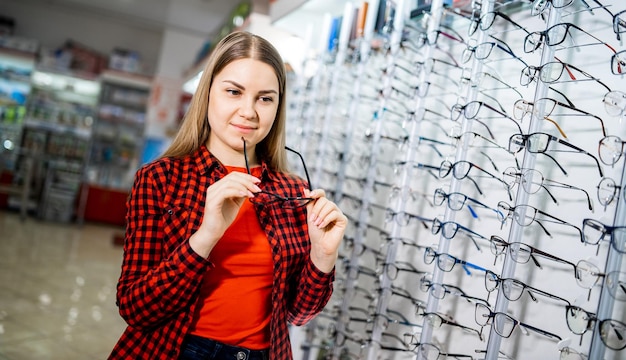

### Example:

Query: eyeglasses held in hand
xmin=243 ymin=138 xmax=313 ymax=208
xmin=582 ymin=218 xmax=626 ymax=253
xmin=508 ymin=132 xmax=604 ymax=177
xmin=502 ymin=167 xmax=593 ymax=211
xmin=474 ymin=303 xmax=562 ymax=341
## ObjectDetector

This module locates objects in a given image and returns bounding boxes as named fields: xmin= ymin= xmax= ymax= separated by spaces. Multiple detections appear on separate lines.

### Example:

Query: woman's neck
xmin=206 ymin=139 xmax=258 ymax=167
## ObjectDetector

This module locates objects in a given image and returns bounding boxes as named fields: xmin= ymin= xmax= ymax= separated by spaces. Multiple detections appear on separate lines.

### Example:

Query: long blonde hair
xmin=161 ymin=31 xmax=288 ymax=171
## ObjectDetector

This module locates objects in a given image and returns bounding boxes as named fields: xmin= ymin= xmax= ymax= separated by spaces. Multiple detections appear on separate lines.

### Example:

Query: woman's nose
xmin=238 ymin=98 xmax=257 ymax=119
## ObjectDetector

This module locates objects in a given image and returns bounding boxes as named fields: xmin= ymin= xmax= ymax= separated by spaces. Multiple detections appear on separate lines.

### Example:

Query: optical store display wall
xmin=283 ymin=0 xmax=626 ymax=359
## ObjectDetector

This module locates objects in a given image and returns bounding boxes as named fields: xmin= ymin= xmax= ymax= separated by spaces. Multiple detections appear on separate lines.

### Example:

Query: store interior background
xmin=1 ymin=0 xmax=626 ymax=359
xmin=0 ymin=0 xmax=339 ymax=358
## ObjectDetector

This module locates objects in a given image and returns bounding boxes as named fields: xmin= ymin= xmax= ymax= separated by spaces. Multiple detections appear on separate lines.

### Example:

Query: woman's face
xmin=207 ymin=57 xmax=280 ymax=164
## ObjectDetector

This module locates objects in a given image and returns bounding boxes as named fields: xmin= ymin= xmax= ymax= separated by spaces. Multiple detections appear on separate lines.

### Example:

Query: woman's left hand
xmin=304 ymin=189 xmax=348 ymax=273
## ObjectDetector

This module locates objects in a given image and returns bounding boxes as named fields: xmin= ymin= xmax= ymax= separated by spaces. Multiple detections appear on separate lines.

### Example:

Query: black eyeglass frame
xmin=243 ymin=138 xmax=314 ymax=207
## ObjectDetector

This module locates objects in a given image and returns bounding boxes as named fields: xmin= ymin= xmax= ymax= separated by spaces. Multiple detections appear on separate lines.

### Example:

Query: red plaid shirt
xmin=108 ymin=146 xmax=334 ymax=359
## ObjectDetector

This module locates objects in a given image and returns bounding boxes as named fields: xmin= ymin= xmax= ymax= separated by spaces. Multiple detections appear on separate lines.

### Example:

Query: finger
xmin=305 ymin=188 xmax=326 ymax=199
xmin=304 ymin=188 xmax=326 ymax=215
xmin=221 ymin=173 xmax=263 ymax=195
xmin=207 ymin=179 xmax=259 ymax=199
xmin=309 ymin=200 xmax=341 ymax=228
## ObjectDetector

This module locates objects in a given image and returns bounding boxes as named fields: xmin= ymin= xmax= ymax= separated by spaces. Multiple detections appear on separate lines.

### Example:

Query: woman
xmin=109 ymin=31 xmax=347 ymax=360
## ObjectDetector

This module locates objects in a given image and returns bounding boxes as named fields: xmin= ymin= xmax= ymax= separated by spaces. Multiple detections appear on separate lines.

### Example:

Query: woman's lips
xmin=232 ymin=123 xmax=256 ymax=134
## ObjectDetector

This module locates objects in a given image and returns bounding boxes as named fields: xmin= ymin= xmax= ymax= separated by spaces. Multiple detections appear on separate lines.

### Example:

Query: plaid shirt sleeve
xmin=262 ymin=172 xmax=335 ymax=325
xmin=287 ymin=257 xmax=335 ymax=325
xmin=116 ymin=161 xmax=210 ymax=329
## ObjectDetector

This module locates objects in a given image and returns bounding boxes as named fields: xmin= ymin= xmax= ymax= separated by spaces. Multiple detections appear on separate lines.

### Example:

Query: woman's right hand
xmin=189 ymin=172 xmax=261 ymax=258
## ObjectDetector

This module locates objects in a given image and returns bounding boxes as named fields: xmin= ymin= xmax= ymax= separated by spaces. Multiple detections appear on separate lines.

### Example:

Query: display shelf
xmin=77 ymin=68 xmax=150 ymax=225
xmin=12 ymin=67 xmax=99 ymax=221
xmin=0 ymin=48 xmax=35 ymax=171
xmin=84 ymin=69 xmax=151 ymax=192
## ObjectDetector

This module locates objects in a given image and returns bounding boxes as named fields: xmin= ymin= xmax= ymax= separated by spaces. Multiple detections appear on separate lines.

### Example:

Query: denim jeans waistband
xmin=180 ymin=335 xmax=269 ymax=360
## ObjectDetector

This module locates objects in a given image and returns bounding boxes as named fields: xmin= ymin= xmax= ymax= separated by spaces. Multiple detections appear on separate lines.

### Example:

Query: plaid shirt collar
xmin=195 ymin=145 xmax=276 ymax=183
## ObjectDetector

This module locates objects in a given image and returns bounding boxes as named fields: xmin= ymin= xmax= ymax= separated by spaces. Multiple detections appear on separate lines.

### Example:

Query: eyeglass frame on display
xmin=424 ymin=246 xmax=489 ymax=275
xmin=502 ymin=167 xmax=593 ymax=211
xmin=433 ymin=187 xmax=504 ymax=220
xmin=431 ymin=217 xmax=485 ymax=251
xmin=581 ymin=218 xmax=626 ymax=254
xmin=474 ymin=302 xmax=563 ymax=341
xmin=508 ymin=132 xmax=604 ymax=177
xmin=419 ymin=274 xmax=491 ymax=307
xmin=496 ymin=200 xmax=584 ymax=242
xmin=596 ymin=176 xmax=623 ymax=209
xmin=598 ymin=135 xmax=626 ymax=166
xmin=486 ymin=235 xmax=605 ymax=289
xmin=439 ymin=159 xmax=513 ymax=199
xmin=484 ymin=269 xmax=571 ymax=306
xmin=602 ymin=90 xmax=626 ymax=117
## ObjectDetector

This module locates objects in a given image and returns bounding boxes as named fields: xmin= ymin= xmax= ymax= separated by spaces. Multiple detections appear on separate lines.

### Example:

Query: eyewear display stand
xmin=589 ymin=146 xmax=626 ymax=359
xmin=285 ymin=0 xmax=626 ymax=359
xmin=332 ymin=1 xmax=379 ymax=203
xmin=312 ymin=3 xmax=355 ymax=189
xmin=417 ymin=0 xmax=467 ymax=350
xmin=296 ymin=18 xmax=334 ymax=160
xmin=482 ymin=0 xmax=561 ymax=359
xmin=364 ymin=2 xmax=414 ymax=360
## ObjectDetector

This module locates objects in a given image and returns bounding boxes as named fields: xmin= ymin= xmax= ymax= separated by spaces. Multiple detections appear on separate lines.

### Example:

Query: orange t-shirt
xmin=189 ymin=166 xmax=273 ymax=349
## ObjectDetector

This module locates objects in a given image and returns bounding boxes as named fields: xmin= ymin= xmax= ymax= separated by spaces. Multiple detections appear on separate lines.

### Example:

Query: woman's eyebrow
xmin=222 ymin=80 xmax=278 ymax=94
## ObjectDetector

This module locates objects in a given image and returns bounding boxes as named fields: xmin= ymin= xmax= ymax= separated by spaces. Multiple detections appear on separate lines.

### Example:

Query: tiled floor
xmin=0 ymin=210 xmax=127 ymax=359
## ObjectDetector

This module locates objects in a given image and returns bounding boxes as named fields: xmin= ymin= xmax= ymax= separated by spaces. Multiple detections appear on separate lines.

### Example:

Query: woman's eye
xmin=226 ymin=89 xmax=241 ymax=96
xmin=260 ymin=96 xmax=274 ymax=103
